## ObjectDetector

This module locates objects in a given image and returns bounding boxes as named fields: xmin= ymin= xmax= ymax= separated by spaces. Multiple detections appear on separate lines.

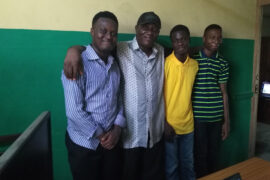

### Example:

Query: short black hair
xmin=92 ymin=11 xmax=118 ymax=27
xmin=170 ymin=24 xmax=190 ymax=39
xmin=204 ymin=24 xmax=222 ymax=36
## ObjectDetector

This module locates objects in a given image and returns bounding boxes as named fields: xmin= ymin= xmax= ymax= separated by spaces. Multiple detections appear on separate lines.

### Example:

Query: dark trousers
xmin=65 ymin=132 xmax=122 ymax=180
xmin=122 ymin=138 xmax=165 ymax=180
xmin=194 ymin=121 xmax=222 ymax=178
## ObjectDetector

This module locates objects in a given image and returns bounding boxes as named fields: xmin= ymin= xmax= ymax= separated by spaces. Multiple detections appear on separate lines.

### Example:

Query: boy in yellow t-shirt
xmin=164 ymin=25 xmax=198 ymax=180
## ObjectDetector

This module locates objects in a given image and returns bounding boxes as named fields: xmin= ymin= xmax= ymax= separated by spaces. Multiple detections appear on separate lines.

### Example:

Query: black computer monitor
xmin=224 ymin=172 xmax=242 ymax=180
xmin=0 ymin=111 xmax=53 ymax=180
xmin=261 ymin=81 xmax=270 ymax=98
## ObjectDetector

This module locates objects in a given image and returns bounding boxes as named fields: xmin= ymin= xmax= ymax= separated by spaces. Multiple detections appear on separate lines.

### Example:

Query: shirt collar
xmin=172 ymin=51 xmax=190 ymax=65
xmin=200 ymin=49 xmax=219 ymax=59
xmin=84 ymin=44 xmax=114 ymax=65
xmin=131 ymin=37 xmax=158 ymax=58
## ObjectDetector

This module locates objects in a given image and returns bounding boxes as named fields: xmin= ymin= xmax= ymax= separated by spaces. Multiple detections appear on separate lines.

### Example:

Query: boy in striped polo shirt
xmin=193 ymin=24 xmax=230 ymax=178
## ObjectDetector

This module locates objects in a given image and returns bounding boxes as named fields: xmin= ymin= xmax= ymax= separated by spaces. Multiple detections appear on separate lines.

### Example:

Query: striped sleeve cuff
xmin=114 ymin=114 xmax=126 ymax=128
xmin=218 ymin=80 xmax=228 ymax=83
xmin=93 ymin=126 xmax=104 ymax=138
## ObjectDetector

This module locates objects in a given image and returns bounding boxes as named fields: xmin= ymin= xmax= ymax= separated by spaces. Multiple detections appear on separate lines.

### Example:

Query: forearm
xmin=64 ymin=45 xmax=86 ymax=79
xmin=223 ymin=93 xmax=230 ymax=125
xmin=65 ymin=45 xmax=85 ymax=64
xmin=67 ymin=110 xmax=103 ymax=138
xmin=68 ymin=45 xmax=86 ymax=53
xmin=220 ymin=83 xmax=230 ymax=124
xmin=62 ymin=73 xmax=103 ymax=138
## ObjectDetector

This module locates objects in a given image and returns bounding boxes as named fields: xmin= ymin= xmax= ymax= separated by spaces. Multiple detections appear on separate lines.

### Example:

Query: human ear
xmin=90 ymin=27 xmax=94 ymax=37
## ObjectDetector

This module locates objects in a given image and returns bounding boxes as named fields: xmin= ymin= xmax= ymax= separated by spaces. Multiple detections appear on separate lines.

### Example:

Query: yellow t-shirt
xmin=164 ymin=52 xmax=198 ymax=135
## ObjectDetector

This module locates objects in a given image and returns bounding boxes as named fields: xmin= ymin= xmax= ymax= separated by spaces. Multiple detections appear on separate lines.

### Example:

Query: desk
xmin=198 ymin=157 xmax=270 ymax=180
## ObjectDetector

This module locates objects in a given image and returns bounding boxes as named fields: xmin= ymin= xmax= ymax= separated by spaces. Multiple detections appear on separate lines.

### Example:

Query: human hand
xmin=164 ymin=121 xmax=175 ymax=141
xmin=100 ymin=125 xmax=121 ymax=150
xmin=222 ymin=121 xmax=230 ymax=140
xmin=97 ymin=133 xmax=106 ymax=142
xmin=63 ymin=46 xmax=84 ymax=80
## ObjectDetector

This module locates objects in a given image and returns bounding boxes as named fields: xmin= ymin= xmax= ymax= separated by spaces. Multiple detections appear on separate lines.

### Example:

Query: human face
xmin=203 ymin=29 xmax=222 ymax=53
xmin=135 ymin=23 xmax=160 ymax=53
xmin=171 ymin=31 xmax=189 ymax=60
xmin=91 ymin=17 xmax=118 ymax=58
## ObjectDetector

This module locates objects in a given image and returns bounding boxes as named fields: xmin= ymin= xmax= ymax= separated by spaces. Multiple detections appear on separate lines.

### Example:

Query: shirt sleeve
xmin=61 ymin=71 xmax=104 ymax=139
xmin=164 ymin=57 xmax=169 ymax=81
xmin=218 ymin=59 xmax=229 ymax=84
xmin=114 ymin=92 xmax=126 ymax=128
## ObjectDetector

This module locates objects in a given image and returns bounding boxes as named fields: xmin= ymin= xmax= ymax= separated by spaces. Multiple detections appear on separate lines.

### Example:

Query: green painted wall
xmin=0 ymin=29 xmax=253 ymax=179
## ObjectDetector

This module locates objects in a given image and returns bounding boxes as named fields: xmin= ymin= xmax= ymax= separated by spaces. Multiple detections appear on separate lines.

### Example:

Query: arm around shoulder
xmin=63 ymin=45 xmax=86 ymax=80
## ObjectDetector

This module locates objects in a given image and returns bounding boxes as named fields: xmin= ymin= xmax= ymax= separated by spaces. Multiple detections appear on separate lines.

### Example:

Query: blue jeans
xmin=165 ymin=132 xmax=195 ymax=180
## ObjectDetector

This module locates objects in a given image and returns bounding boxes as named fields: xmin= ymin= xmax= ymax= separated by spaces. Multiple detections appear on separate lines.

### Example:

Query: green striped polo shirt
xmin=192 ymin=50 xmax=229 ymax=122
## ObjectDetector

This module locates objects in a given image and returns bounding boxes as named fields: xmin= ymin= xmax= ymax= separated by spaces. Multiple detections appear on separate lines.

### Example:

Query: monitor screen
xmin=224 ymin=172 xmax=242 ymax=180
xmin=0 ymin=111 xmax=53 ymax=180
xmin=261 ymin=81 xmax=270 ymax=98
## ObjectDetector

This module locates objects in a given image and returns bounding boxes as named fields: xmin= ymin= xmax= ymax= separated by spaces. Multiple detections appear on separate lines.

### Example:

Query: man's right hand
xmin=63 ymin=45 xmax=85 ymax=80
xmin=164 ymin=121 xmax=175 ymax=141
xmin=99 ymin=125 xmax=122 ymax=150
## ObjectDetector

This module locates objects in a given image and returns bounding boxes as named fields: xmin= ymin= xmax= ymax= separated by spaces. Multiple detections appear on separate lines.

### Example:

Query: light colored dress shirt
xmin=117 ymin=37 xmax=165 ymax=149
xmin=62 ymin=45 xmax=125 ymax=150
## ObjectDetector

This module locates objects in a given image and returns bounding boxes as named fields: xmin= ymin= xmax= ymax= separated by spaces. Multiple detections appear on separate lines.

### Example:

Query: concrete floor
xmin=255 ymin=122 xmax=270 ymax=161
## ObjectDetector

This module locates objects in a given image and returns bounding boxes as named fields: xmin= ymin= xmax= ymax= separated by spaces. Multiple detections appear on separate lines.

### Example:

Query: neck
xmin=175 ymin=53 xmax=187 ymax=63
xmin=202 ymin=47 xmax=215 ymax=57
xmin=99 ymin=54 xmax=109 ymax=63
xmin=91 ymin=45 xmax=109 ymax=63
xmin=140 ymin=46 xmax=153 ymax=57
